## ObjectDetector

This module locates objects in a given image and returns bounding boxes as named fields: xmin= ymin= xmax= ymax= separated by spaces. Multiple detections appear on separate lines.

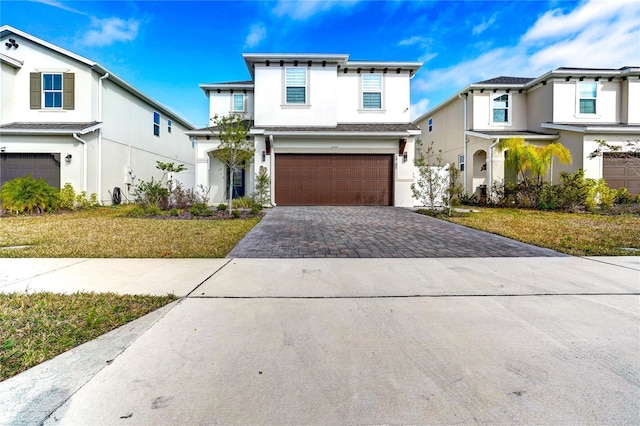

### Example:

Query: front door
xmin=228 ymin=166 xmax=245 ymax=198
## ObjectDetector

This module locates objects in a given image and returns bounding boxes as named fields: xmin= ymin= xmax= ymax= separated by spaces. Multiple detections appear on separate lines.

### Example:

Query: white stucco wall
xmin=208 ymin=90 xmax=255 ymax=120
xmin=553 ymin=80 xmax=621 ymax=123
xmin=471 ymin=91 xmax=528 ymax=131
xmin=625 ymin=79 xmax=640 ymax=124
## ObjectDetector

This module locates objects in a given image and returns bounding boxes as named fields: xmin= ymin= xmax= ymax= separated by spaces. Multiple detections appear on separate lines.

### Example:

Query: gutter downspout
xmin=459 ymin=93 xmax=468 ymax=193
xmin=98 ymin=72 xmax=110 ymax=204
xmin=72 ymin=133 xmax=88 ymax=193
xmin=487 ymin=138 xmax=500 ymax=200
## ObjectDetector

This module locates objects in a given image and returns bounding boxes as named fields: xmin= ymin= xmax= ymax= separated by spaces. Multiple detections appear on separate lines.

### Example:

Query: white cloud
xmin=413 ymin=0 xmax=640 ymax=110
xmin=411 ymin=98 xmax=430 ymax=121
xmin=245 ymin=24 xmax=267 ymax=48
xmin=81 ymin=17 xmax=140 ymax=47
xmin=398 ymin=36 xmax=437 ymax=63
xmin=472 ymin=13 xmax=497 ymax=35
xmin=273 ymin=0 xmax=361 ymax=20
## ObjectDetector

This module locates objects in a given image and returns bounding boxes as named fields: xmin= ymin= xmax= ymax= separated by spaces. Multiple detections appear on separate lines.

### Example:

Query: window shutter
xmin=63 ymin=73 xmax=75 ymax=110
xmin=30 ymin=72 xmax=41 ymax=109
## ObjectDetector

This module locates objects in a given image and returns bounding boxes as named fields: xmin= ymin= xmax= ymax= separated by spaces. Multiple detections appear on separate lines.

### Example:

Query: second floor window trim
xmin=362 ymin=73 xmax=383 ymax=109
xmin=43 ymin=73 xmax=63 ymax=109
xmin=285 ymin=67 xmax=307 ymax=104
xmin=232 ymin=93 xmax=245 ymax=112
xmin=577 ymin=82 xmax=598 ymax=115
xmin=491 ymin=93 xmax=511 ymax=125
xmin=153 ymin=111 xmax=160 ymax=137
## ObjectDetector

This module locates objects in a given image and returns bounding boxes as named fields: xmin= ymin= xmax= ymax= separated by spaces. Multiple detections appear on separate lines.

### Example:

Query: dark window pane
xmin=286 ymin=87 xmax=305 ymax=103
xmin=580 ymin=99 xmax=596 ymax=114
xmin=363 ymin=92 xmax=381 ymax=109
xmin=493 ymin=109 xmax=507 ymax=122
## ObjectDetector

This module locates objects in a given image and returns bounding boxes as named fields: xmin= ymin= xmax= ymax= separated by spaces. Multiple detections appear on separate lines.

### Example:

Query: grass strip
xmin=446 ymin=208 xmax=640 ymax=256
xmin=0 ymin=291 xmax=177 ymax=381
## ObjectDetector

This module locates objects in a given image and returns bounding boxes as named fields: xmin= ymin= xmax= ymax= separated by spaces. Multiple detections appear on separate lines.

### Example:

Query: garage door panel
xmin=275 ymin=154 xmax=392 ymax=205
xmin=1 ymin=153 xmax=61 ymax=190
xmin=603 ymin=154 xmax=640 ymax=196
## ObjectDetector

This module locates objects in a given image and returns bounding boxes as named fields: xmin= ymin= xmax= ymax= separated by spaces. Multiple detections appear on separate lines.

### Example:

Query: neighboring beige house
xmin=187 ymin=53 xmax=422 ymax=207
xmin=0 ymin=25 xmax=195 ymax=204
xmin=414 ymin=67 xmax=640 ymax=197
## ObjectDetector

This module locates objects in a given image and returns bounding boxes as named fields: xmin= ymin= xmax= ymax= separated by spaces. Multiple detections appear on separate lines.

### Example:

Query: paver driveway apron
xmin=228 ymin=206 xmax=564 ymax=258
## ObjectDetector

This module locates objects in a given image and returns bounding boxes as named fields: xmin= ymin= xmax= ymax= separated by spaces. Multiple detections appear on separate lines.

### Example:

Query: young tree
xmin=210 ymin=114 xmax=255 ymax=215
xmin=411 ymin=139 xmax=451 ymax=214
xmin=498 ymin=137 xmax=571 ymax=182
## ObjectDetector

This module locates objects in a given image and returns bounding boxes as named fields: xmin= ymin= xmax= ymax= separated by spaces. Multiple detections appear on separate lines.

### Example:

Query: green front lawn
xmin=446 ymin=208 xmax=640 ymax=256
xmin=0 ymin=206 xmax=260 ymax=258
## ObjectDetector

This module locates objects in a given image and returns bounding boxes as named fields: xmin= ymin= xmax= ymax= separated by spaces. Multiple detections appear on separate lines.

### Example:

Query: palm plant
xmin=497 ymin=137 xmax=571 ymax=183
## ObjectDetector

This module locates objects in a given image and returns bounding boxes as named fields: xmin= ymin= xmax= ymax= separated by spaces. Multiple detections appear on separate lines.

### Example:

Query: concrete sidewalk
xmin=1 ymin=257 xmax=639 ymax=425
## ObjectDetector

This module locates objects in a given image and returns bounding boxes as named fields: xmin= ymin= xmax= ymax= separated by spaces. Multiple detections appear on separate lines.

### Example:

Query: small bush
xmin=60 ymin=183 xmax=76 ymax=210
xmin=250 ymin=204 xmax=262 ymax=215
xmin=217 ymin=203 xmax=227 ymax=211
xmin=556 ymin=170 xmax=591 ymax=212
xmin=232 ymin=209 xmax=241 ymax=218
xmin=0 ymin=175 xmax=60 ymax=214
xmin=169 ymin=208 xmax=180 ymax=217
xmin=76 ymin=192 xmax=100 ymax=209
xmin=538 ymin=182 xmax=559 ymax=210
xmin=614 ymin=187 xmax=633 ymax=205
xmin=586 ymin=179 xmax=615 ymax=212
xmin=190 ymin=203 xmax=213 ymax=216
xmin=126 ymin=205 xmax=146 ymax=217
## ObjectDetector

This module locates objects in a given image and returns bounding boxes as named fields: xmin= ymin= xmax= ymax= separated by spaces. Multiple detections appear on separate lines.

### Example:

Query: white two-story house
xmin=187 ymin=53 xmax=422 ymax=207
xmin=414 ymin=67 xmax=640 ymax=197
xmin=0 ymin=25 xmax=195 ymax=205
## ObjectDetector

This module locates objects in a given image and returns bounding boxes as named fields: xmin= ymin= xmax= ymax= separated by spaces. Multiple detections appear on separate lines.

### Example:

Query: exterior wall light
xmin=65 ymin=154 xmax=72 ymax=162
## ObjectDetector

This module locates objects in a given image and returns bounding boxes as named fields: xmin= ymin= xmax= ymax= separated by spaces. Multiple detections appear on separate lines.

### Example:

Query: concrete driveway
xmin=228 ymin=206 xmax=563 ymax=258
xmin=2 ymin=256 xmax=638 ymax=425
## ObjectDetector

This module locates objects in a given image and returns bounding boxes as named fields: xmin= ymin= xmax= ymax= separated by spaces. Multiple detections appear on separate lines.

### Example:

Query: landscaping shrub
xmin=126 ymin=205 xmax=146 ymax=217
xmin=586 ymin=179 xmax=615 ymax=212
xmin=75 ymin=191 xmax=100 ymax=209
xmin=232 ymin=209 xmax=241 ymax=218
xmin=231 ymin=196 xmax=255 ymax=209
xmin=59 ymin=183 xmax=76 ymax=210
xmin=217 ymin=203 xmax=227 ymax=211
xmin=556 ymin=170 xmax=591 ymax=212
xmin=190 ymin=203 xmax=213 ymax=216
xmin=134 ymin=177 xmax=168 ymax=208
xmin=614 ymin=187 xmax=633 ymax=205
xmin=0 ymin=175 xmax=60 ymax=214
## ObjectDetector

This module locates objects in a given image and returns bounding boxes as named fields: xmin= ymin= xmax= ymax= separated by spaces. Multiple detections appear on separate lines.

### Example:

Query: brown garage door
xmin=275 ymin=154 xmax=393 ymax=205
xmin=1 ymin=153 xmax=61 ymax=189
xmin=603 ymin=153 xmax=640 ymax=196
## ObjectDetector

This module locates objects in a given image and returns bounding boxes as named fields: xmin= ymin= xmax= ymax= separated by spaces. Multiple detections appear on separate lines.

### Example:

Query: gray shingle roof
xmin=0 ymin=122 xmax=101 ymax=131
xmin=474 ymin=76 xmax=535 ymax=85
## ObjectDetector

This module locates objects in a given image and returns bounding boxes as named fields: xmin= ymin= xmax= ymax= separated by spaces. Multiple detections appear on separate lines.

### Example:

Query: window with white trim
xmin=492 ymin=93 xmax=510 ymax=124
xmin=428 ymin=118 xmax=433 ymax=132
xmin=578 ymin=82 xmax=597 ymax=114
xmin=43 ymin=73 xmax=63 ymax=108
xmin=232 ymin=93 xmax=245 ymax=112
xmin=458 ymin=154 xmax=465 ymax=172
xmin=167 ymin=119 xmax=172 ymax=133
xmin=285 ymin=68 xmax=306 ymax=104
xmin=362 ymin=74 xmax=382 ymax=109
xmin=153 ymin=111 xmax=160 ymax=137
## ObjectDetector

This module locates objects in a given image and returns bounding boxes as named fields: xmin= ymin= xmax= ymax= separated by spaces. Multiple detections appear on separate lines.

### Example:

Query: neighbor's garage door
xmin=0 ymin=153 xmax=61 ymax=189
xmin=603 ymin=153 xmax=640 ymax=196
xmin=275 ymin=154 xmax=393 ymax=205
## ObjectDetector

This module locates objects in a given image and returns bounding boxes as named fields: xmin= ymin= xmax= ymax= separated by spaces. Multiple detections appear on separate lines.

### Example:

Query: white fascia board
xmin=346 ymin=60 xmax=423 ymax=72
xmin=465 ymin=131 xmax=495 ymax=140
xmin=542 ymin=123 xmax=640 ymax=134
xmin=0 ymin=52 xmax=23 ymax=68
xmin=185 ymin=129 xmax=216 ymax=137
xmin=242 ymin=53 xmax=350 ymax=77
xmin=78 ymin=122 xmax=104 ymax=134
xmin=264 ymin=131 xmax=418 ymax=139
xmin=465 ymin=130 xmax=558 ymax=140
xmin=1 ymin=25 xmax=95 ymax=67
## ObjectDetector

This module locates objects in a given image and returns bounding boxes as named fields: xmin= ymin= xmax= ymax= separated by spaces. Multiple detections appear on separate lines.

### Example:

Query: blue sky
xmin=2 ymin=0 xmax=639 ymax=128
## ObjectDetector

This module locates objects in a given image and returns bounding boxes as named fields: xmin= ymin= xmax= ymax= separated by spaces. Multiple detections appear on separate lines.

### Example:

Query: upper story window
xmin=30 ymin=72 xmax=75 ymax=110
xmin=232 ymin=93 xmax=245 ymax=112
xmin=362 ymin=74 xmax=382 ymax=109
xmin=43 ymin=74 xmax=63 ymax=108
xmin=285 ymin=68 xmax=306 ymax=104
xmin=153 ymin=111 xmax=160 ymax=137
xmin=428 ymin=118 xmax=433 ymax=132
xmin=578 ymin=82 xmax=597 ymax=114
xmin=492 ymin=93 xmax=510 ymax=124
xmin=167 ymin=119 xmax=172 ymax=133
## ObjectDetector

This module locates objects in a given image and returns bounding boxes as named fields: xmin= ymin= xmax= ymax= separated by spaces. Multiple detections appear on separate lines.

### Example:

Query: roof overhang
xmin=542 ymin=123 xmax=640 ymax=134
xmin=465 ymin=130 xmax=559 ymax=140
xmin=0 ymin=122 xmax=103 ymax=135
xmin=0 ymin=52 xmax=23 ymax=68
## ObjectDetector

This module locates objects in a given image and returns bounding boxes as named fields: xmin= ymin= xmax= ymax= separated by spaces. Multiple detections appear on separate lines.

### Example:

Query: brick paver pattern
xmin=228 ymin=206 xmax=565 ymax=258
